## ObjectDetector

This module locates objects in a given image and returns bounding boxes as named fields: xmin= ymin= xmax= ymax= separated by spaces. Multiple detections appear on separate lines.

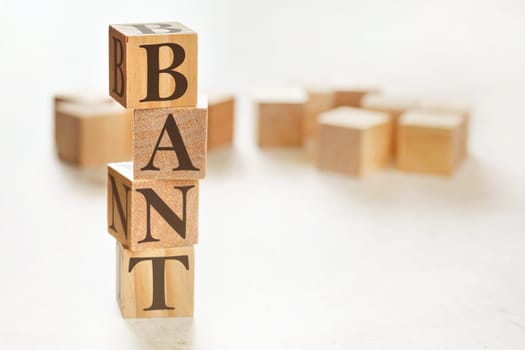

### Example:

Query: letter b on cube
xmin=109 ymin=22 xmax=198 ymax=109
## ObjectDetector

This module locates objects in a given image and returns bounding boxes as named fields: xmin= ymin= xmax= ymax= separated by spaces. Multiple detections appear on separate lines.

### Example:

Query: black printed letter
xmin=135 ymin=185 xmax=194 ymax=243
xmin=139 ymin=43 xmax=187 ymax=102
xmin=130 ymin=23 xmax=182 ymax=35
xmin=128 ymin=255 xmax=189 ymax=311
xmin=111 ymin=37 xmax=125 ymax=97
xmin=108 ymin=174 xmax=130 ymax=239
xmin=141 ymin=114 xmax=199 ymax=171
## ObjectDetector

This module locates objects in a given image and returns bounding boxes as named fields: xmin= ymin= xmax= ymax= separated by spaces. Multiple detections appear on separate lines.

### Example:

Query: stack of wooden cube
xmin=106 ymin=22 xmax=206 ymax=318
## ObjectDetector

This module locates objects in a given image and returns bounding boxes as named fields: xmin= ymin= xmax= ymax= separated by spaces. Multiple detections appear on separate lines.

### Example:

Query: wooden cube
xmin=255 ymin=87 xmax=306 ymax=147
xmin=55 ymin=101 xmax=132 ymax=168
xmin=107 ymin=162 xmax=199 ymax=251
xmin=117 ymin=243 xmax=194 ymax=318
xmin=133 ymin=96 xmax=207 ymax=180
xmin=54 ymin=90 xmax=116 ymax=166
xmin=109 ymin=22 xmax=197 ymax=109
xmin=417 ymin=98 xmax=470 ymax=160
xmin=317 ymin=107 xmax=391 ymax=176
xmin=397 ymin=111 xmax=464 ymax=175
xmin=334 ymin=85 xmax=380 ymax=107
xmin=360 ymin=93 xmax=418 ymax=153
xmin=207 ymin=93 xmax=235 ymax=150
xmin=303 ymin=87 xmax=335 ymax=140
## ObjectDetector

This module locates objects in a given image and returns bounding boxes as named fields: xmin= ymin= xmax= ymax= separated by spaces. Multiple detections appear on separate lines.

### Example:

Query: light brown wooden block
xmin=54 ymin=90 xmax=115 ymax=166
xmin=360 ymin=93 xmax=418 ymax=154
xmin=317 ymin=107 xmax=391 ymax=176
xmin=334 ymin=85 xmax=380 ymax=107
xmin=55 ymin=101 xmax=132 ymax=168
xmin=397 ymin=111 xmax=463 ymax=175
xmin=117 ymin=243 xmax=194 ymax=318
xmin=109 ymin=22 xmax=197 ymax=109
xmin=417 ymin=98 xmax=470 ymax=160
xmin=255 ymin=88 xmax=306 ymax=147
xmin=207 ymin=93 xmax=235 ymax=150
xmin=133 ymin=96 xmax=207 ymax=180
xmin=107 ymin=162 xmax=199 ymax=251
xmin=303 ymin=88 xmax=335 ymax=140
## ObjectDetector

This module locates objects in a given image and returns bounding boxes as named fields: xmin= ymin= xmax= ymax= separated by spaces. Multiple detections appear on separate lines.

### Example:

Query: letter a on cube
xmin=109 ymin=22 xmax=197 ymax=109
xmin=133 ymin=96 xmax=207 ymax=180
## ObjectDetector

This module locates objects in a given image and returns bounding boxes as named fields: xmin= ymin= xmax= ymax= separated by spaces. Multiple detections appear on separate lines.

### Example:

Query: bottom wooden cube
xmin=317 ymin=107 xmax=391 ymax=177
xmin=397 ymin=111 xmax=464 ymax=175
xmin=117 ymin=243 xmax=194 ymax=318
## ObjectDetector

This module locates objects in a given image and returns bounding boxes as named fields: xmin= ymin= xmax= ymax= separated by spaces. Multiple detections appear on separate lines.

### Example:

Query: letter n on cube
xmin=107 ymin=162 xmax=199 ymax=251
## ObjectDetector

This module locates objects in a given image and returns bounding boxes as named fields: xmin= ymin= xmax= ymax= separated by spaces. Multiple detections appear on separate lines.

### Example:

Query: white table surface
xmin=1 ymin=0 xmax=525 ymax=348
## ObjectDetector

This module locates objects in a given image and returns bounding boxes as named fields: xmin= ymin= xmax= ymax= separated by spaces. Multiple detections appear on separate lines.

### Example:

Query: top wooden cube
xmin=109 ymin=22 xmax=198 ymax=109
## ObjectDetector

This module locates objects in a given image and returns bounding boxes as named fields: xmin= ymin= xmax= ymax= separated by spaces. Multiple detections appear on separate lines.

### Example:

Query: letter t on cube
xmin=109 ymin=22 xmax=198 ymax=109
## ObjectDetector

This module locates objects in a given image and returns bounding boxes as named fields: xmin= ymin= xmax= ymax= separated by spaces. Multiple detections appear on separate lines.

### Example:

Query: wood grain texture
xmin=117 ymin=243 xmax=194 ymax=318
xmin=109 ymin=22 xmax=197 ymax=109
xmin=317 ymin=107 xmax=391 ymax=177
xmin=396 ymin=111 xmax=463 ymax=175
xmin=55 ymin=101 xmax=132 ymax=168
xmin=107 ymin=162 xmax=199 ymax=251
xmin=207 ymin=94 xmax=235 ymax=150
xmin=133 ymin=99 xmax=207 ymax=180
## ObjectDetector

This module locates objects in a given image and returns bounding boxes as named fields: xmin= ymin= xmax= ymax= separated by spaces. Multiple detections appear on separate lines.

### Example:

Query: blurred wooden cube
xmin=361 ymin=93 xmax=418 ymax=153
xmin=334 ymin=84 xmax=380 ymax=107
xmin=207 ymin=93 xmax=235 ymax=150
xmin=55 ymin=100 xmax=132 ymax=168
xmin=397 ymin=111 xmax=464 ymax=175
xmin=417 ymin=98 xmax=470 ymax=160
xmin=303 ymin=87 xmax=335 ymax=141
xmin=255 ymin=87 xmax=306 ymax=147
xmin=317 ymin=107 xmax=391 ymax=176
xmin=54 ymin=90 xmax=115 ymax=165
xmin=117 ymin=243 xmax=194 ymax=318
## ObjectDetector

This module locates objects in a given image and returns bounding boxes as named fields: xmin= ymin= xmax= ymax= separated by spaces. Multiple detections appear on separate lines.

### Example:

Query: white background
xmin=1 ymin=0 xmax=525 ymax=349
